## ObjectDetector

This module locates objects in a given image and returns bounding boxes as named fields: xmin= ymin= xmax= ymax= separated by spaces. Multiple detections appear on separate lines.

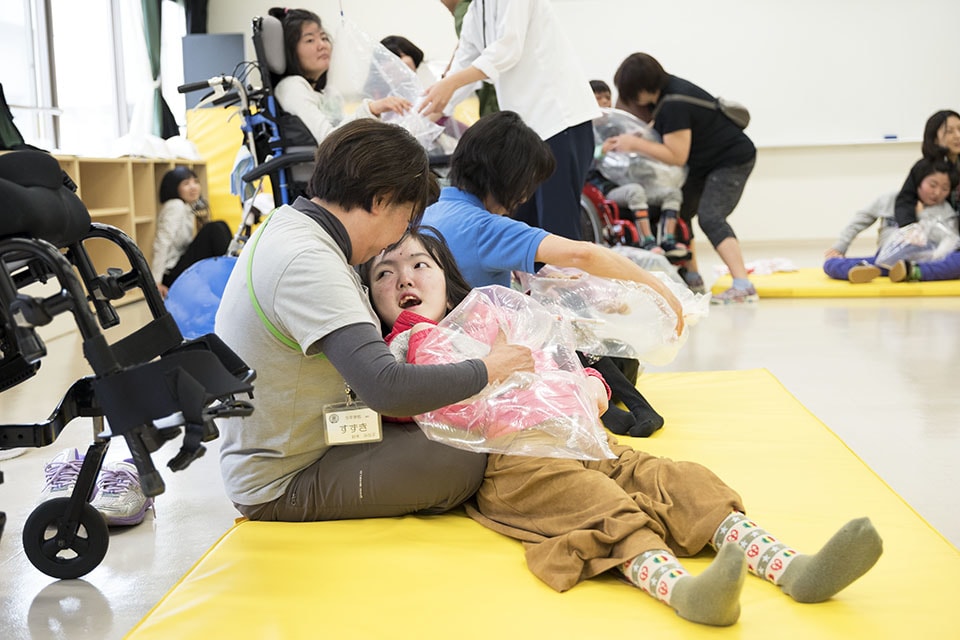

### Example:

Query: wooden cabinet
xmin=53 ymin=156 xmax=207 ymax=279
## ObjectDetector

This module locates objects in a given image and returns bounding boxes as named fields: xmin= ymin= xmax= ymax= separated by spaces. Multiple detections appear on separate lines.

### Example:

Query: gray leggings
xmin=236 ymin=424 xmax=487 ymax=521
xmin=680 ymin=157 xmax=756 ymax=248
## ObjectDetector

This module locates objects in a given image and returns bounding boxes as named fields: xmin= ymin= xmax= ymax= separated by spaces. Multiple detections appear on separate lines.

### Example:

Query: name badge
xmin=323 ymin=384 xmax=382 ymax=445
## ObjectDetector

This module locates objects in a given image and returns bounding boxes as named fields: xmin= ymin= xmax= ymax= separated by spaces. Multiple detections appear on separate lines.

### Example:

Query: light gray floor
xmin=1 ymin=240 xmax=957 ymax=640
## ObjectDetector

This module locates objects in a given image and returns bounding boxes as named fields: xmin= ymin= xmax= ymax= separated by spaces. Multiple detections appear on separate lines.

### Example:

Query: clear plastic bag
xmin=875 ymin=220 xmax=960 ymax=268
xmin=411 ymin=286 xmax=615 ymax=460
xmin=525 ymin=266 xmax=710 ymax=365
xmin=326 ymin=18 xmax=451 ymax=153
xmin=609 ymin=245 xmax=685 ymax=285
xmin=592 ymin=107 xmax=687 ymax=189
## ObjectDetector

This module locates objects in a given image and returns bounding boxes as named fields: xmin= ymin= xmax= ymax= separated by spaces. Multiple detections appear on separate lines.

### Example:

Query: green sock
xmin=778 ymin=517 xmax=883 ymax=603
xmin=621 ymin=545 xmax=745 ymax=627
xmin=670 ymin=544 xmax=745 ymax=626
xmin=714 ymin=512 xmax=882 ymax=603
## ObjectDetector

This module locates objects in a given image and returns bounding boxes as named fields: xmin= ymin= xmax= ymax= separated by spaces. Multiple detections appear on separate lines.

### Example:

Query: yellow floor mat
xmin=712 ymin=267 xmax=960 ymax=297
xmin=126 ymin=369 xmax=959 ymax=639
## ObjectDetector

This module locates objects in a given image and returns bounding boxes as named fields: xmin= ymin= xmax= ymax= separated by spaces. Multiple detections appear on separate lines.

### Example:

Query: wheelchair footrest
xmin=167 ymin=443 xmax=206 ymax=473
xmin=0 ymin=353 xmax=40 ymax=392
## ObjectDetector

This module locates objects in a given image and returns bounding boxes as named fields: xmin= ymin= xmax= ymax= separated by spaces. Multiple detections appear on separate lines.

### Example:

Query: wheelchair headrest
xmin=0 ymin=150 xmax=91 ymax=246
xmin=257 ymin=15 xmax=287 ymax=77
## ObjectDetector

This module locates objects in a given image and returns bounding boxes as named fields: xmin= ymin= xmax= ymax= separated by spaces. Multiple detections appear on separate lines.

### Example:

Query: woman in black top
xmin=605 ymin=53 xmax=758 ymax=304
xmin=894 ymin=109 xmax=960 ymax=227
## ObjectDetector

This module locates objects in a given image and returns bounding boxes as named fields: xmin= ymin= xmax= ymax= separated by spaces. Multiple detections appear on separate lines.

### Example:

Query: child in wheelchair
xmin=588 ymin=80 xmax=691 ymax=261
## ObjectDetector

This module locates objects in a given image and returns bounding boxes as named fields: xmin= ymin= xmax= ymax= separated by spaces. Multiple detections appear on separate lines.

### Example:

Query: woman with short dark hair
xmin=606 ymin=52 xmax=758 ymax=304
xmin=380 ymin=35 xmax=424 ymax=71
xmin=214 ymin=118 xmax=535 ymax=522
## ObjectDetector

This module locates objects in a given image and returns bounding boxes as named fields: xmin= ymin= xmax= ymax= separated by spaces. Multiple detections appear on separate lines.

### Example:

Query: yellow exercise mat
xmin=712 ymin=267 xmax=960 ymax=297
xmin=126 ymin=370 xmax=959 ymax=639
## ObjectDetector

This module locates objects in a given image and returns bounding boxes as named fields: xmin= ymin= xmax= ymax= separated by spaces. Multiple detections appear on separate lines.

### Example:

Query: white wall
xmin=206 ymin=1 xmax=950 ymax=244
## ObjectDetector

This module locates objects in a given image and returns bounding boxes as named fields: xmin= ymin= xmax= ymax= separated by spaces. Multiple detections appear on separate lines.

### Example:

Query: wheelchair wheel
xmin=579 ymin=195 xmax=603 ymax=244
xmin=22 ymin=498 xmax=109 ymax=579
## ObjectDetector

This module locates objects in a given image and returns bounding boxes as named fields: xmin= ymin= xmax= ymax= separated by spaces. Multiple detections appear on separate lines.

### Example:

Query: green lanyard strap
xmin=245 ymin=212 xmax=300 ymax=351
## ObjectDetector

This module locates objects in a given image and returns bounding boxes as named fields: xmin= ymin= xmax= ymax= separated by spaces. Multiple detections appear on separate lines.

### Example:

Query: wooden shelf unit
xmin=53 ymin=155 xmax=207 ymax=280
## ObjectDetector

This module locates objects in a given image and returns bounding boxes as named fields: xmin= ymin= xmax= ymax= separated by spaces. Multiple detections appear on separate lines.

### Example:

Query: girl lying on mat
xmin=823 ymin=158 xmax=958 ymax=283
xmin=364 ymin=227 xmax=883 ymax=628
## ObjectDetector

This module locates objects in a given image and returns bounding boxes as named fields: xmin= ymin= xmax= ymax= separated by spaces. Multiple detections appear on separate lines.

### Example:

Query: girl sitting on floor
xmin=152 ymin=167 xmax=231 ymax=297
xmin=362 ymin=226 xmax=883 ymax=627
xmin=823 ymin=158 xmax=957 ymax=283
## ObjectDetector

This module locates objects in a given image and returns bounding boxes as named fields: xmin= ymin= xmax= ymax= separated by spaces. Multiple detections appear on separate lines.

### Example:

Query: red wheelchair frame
xmin=580 ymin=182 xmax=691 ymax=254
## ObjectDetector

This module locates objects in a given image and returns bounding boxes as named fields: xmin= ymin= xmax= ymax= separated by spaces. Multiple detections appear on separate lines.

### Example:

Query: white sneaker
xmin=0 ymin=447 xmax=29 ymax=461
xmin=38 ymin=448 xmax=85 ymax=505
xmin=90 ymin=459 xmax=153 ymax=526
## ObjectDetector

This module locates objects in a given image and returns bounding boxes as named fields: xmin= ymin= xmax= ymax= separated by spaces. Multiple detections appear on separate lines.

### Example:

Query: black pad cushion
xmin=0 ymin=150 xmax=90 ymax=246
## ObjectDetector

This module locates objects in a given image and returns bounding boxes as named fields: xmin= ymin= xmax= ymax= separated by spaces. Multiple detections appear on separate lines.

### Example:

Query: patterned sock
xmin=621 ymin=550 xmax=689 ymax=603
xmin=622 ymin=546 xmax=745 ymax=626
xmin=713 ymin=512 xmax=883 ymax=603
xmin=712 ymin=512 xmax=799 ymax=584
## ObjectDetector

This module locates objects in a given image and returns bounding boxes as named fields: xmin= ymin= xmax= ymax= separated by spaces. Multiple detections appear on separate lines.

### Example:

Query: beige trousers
xmin=465 ymin=437 xmax=745 ymax=592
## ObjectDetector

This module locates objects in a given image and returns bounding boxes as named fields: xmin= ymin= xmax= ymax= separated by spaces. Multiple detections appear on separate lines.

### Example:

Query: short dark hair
xmin=613 ymin=53 xmax=669 ymax=108
xmin=308 ymin=119 xmax=437 ymax=226
xmin=380 ymin=35 xmax=424 ymax=69
xmin=589 ymin=79 xmax=610 ymax=95
xmin=359 ymin=225 xmax=472 ymax=322
xmin=448 ymin=110 xmax=556 ymax=214
xmin=159 ymin=166 xmax=198 ymax=203
xmin=268 ymin=7 xmax=328 ymax=91
xmin=922 ymin=110 xmax=960 ymax=161
xmin=914 ymin=157 xmax=959 ymax=191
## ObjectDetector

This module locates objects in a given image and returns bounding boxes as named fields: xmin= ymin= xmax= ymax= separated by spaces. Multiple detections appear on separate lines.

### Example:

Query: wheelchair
xmin=580 ymin=182 xmax=693 ymax=257
xmin=0 ymin=149 xmax=256 ymax=579
xmin=580 ymin=182 xmax=640 ymax=246
xmin=179 ymin=14 xmax=454 ymax=215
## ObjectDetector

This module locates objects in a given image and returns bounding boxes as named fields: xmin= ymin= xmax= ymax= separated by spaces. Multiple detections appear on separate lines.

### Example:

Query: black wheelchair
xmin=0 ymin=149 xmax=255 ymax=579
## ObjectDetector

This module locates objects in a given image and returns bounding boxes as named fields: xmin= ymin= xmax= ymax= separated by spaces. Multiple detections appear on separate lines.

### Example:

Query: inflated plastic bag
xmin=592 ymin=107 xmax=686 ymax=189
xmin=327 ymin=18 xmax=452 ymax=153
xmin=610 ymin=245 xmax=685 ymax=285
xmin=526 ymin=266 xmax=710 ymax=365
xmin=411 ymin=286 xmax=615 ymax=460
xmin=875 ymin=220 xmax=960 ymax=268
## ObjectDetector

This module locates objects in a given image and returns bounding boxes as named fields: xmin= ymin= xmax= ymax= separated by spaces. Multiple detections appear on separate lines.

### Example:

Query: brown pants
xmin=465 ymin=437 xmax=744 ymax=592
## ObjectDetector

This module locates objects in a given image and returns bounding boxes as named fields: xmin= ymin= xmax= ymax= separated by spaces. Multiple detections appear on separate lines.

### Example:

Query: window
xmin=1 ymin=0 xmax=53 ymax=148
xmin=4 ymin=0 xmax=166 ymax=155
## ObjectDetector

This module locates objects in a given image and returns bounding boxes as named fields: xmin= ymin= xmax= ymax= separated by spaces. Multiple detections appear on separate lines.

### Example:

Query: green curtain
xmin=141 ymin=0 xmax=163 ymax=137
xmin=454 ymin=0 xmax=498 ymax=117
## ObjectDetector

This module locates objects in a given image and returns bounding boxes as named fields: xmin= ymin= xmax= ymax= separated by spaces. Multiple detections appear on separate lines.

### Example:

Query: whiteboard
xmin=551 ymin=0 xmax=960 ymax=147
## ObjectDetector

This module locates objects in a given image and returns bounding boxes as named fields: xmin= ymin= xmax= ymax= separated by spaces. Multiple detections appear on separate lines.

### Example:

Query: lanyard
xmin=245 ymin=212 xmax=301 ymax=351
